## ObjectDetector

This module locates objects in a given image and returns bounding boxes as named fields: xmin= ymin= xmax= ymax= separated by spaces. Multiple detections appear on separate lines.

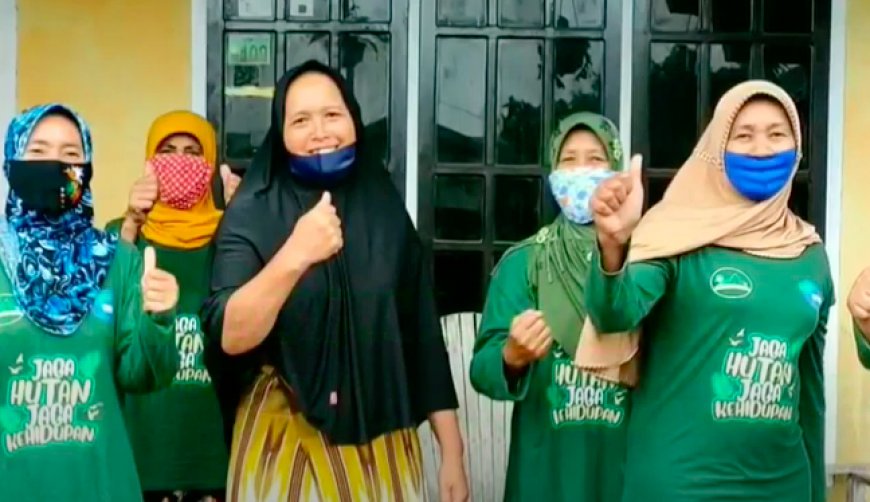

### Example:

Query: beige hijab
xmin=574 ymin=80 xmax=822 ymax=386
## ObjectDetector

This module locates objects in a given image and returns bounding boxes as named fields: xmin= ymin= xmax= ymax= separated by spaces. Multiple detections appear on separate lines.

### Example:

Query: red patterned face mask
xmin=150 ymin=153 xmax=212 ymax=210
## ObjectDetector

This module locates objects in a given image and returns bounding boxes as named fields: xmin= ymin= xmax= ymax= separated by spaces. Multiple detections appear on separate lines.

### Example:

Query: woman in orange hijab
xmin=110 ymin=111 xmax=241 ymax=502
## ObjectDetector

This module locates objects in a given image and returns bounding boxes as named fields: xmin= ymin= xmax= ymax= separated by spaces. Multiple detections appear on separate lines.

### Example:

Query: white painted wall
xmin=0 ymin=0 xmax=17 ymax=209
xmin=824 ymin=0 xmax=846 ymax=469
xmin=405 ymin=0 xmax=420 ymax=224
xmin=191 ymin=0 xmax=208 ymax=116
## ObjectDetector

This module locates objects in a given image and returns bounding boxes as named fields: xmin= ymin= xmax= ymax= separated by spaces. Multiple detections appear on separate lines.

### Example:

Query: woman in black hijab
xmin=201 ymin=61 xmax=468 ymax=501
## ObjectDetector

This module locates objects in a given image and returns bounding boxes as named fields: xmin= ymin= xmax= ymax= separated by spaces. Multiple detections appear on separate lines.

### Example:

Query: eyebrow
xmin=732 ymin=121 xmax=789 ymax=132
xmin=561 ymin=147 xmax=605 ymax=156
xmin=28 ymin=139 xmax=82 ymax=150
xmin=289 ymin=105 xmax=345 ymax=118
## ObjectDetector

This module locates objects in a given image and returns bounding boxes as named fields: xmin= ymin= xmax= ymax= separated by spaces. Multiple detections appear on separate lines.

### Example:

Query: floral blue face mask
xmin=548 ymin=168 xmax=616 ymax=225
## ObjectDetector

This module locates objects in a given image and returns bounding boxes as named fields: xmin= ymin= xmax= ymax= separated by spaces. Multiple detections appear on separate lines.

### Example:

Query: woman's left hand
xmin=141 ymin=247 xmax=179 ymax=313
xmin=221 ymin=164 xmax=242 ymax=204
xmin=438 ymin=453 xmax=469 ymax=502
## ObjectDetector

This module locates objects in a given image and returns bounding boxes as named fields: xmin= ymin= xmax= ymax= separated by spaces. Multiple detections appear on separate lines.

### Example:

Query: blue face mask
xmin=548 ymin=168 xmax=616 ymax=225
xmin=288 ymin=145 xmax=356 ymax=184
xmin=723 ymin=149 xmax=797 ymax=202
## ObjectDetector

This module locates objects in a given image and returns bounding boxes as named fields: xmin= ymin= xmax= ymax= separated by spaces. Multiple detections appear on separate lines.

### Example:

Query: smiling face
xmin=725 ymin=96 xmax=796 ymax=157
xmin=282 ymin=71 xmax=357 ymax=157
xmin=21 ymin=114 xmax=85 ymax=163
xmin=555 ymin=128 xmax=609 ymax=171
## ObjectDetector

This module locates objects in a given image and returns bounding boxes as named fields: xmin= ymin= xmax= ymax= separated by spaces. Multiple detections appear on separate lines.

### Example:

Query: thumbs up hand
xmin=126 ymin=161 xmax=160 ymax=225
xmin=220 ymin=164 xmax=242 ymax=205
xmin=282 ymin=191 xmax=343 ymax=271
xmin=590 ymin=154 xmax=645 ymax=248
xmin=141 ymin=246 xmax=179 ymax=313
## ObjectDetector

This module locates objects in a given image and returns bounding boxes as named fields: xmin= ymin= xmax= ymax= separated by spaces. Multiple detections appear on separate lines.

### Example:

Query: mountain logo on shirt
xmin=709 ymin=267 xmax=753 ymax=299
xmin=798 ymin=279 xmax=823 ymax=310
xmin=0 ymin=293 xmax=24 ymax=327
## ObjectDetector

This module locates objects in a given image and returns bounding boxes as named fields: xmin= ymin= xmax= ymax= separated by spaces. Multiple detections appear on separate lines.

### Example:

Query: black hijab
xmin=201 ymin=60 xmax=457 ymax=445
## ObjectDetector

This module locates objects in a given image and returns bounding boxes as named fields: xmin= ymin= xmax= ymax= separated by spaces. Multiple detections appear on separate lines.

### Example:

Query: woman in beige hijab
xmin=582 ymin=81 xmax=833 ymax=502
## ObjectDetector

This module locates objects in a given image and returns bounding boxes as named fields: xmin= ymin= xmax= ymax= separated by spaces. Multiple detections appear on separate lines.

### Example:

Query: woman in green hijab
xmin=469 ymin=112 xmax=629 ymax=501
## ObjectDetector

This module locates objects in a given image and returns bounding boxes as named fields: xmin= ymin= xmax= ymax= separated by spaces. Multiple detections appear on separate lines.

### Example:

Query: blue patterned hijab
xmin=0 ymin=104 xmax=118 ymax=336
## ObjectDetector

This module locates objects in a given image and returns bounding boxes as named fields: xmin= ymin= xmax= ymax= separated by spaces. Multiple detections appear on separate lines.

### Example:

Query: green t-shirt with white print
xmin=0 ymin=240 xmax=177 ymax=502
xmin=586 ymin=244 xmax=833 ymax=502
xmin=107 ymin=219 xmax=229 ymax=492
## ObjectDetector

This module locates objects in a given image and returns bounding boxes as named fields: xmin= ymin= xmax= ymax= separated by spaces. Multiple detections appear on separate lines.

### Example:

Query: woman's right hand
xmin=503 ymin=310 xmax=552 ymax=370
xmin=126 ymin=161 xmax=159 ymax=226
xmin=283 ymin=191 xmax=343 ymax=270
xmin=590 ymin=154 xmax=645 ymax=249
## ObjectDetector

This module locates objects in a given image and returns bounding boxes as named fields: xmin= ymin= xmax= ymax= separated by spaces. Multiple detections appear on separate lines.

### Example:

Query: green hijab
xmin=525 ymin=112 xmax=624 ymax=357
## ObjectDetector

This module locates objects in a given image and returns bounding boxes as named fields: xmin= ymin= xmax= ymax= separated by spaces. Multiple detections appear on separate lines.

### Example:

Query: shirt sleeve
xmin=199 ymin=199 xmax=266 ymax=445
xmin=103 ymin=217 xmax=124 ymax=238
xmin=397 ymin=228 xmax=459 ymax=420
xmin=799 ymin=280 xmax=833 ymax=502
xmin=200 ymin=199 xmax=264 ymax=349
xmin=113 ymin=243 xmax=178 ymax=393
xmin=852 ymin=321 xmax=870 ymax=369
xmin=585 ymin=247 xmax=673 ymax=333
xmin=469 ymin=247 xmax=536 ymax=402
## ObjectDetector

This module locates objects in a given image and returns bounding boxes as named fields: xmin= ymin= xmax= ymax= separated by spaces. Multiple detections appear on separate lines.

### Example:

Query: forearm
xmin=599 ymin=238 xmax=628 ymax=273
xmin=118 ymin=213 xmax=143 ymax=244
xmin=428 ymin=409 xmax=463 ymax=459
xmin=222 ymin=250 xmax=307 ymax=355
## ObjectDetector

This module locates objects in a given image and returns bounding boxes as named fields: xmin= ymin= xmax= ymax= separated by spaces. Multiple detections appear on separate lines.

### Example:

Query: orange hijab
xmin=574 ymin=80 xmax=821 ymax=386
xmin=140 ymin=111 xmax=223 ymax=249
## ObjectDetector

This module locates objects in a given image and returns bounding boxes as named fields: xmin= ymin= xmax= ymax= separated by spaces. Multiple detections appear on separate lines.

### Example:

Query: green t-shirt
xmin=586 ymin=244 xmax=833 ymax=502
xmin=470 ymin=245 xmax=629 ymax=502
xmin=0 ymin=241 xmax=177 ymax=502
xmin=108 ymin=220 xmax=229 ymax=491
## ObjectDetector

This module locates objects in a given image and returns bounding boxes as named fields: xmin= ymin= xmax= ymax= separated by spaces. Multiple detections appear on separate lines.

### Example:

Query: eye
xmin=292 ymin=117 xmax=308 ymax=126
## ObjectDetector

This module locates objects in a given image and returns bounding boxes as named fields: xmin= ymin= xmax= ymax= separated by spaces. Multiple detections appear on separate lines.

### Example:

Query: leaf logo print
xmin=613 ymin=389 xmax=627 ymax=406
xmin=8 ymin=354 xmax=23 ymax=375
xmin=87 ymin=403 xmax=104 ymax=421
xmin=729 ymin=329 xmax=746 ymax=347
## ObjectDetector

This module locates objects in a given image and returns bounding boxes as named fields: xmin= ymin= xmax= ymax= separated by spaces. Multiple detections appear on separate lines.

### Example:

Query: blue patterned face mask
xmin=548 ymin=168 xmax=616 ymax=225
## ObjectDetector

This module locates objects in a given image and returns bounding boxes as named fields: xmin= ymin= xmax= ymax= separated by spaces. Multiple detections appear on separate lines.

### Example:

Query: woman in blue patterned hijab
xmin=0 ymin=103 xmax=116 ymax=335
xmin=0 ymin=104 xmax=183 ymax=500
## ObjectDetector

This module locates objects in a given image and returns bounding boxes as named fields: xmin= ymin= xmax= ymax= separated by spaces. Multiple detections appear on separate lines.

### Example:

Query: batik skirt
xmin=226 ymin=366 xmax=427 ymax=502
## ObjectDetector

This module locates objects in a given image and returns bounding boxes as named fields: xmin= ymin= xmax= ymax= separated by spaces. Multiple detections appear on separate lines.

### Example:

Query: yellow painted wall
xmin=16 ymin=0 xmax=191 ymax=225
xmin=837 ymin=0 xmax=870 ymax=467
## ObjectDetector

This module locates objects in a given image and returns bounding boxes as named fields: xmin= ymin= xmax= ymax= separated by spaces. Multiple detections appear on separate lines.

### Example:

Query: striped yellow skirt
xmin=226 ymin=367 xmax=426 ymax=502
